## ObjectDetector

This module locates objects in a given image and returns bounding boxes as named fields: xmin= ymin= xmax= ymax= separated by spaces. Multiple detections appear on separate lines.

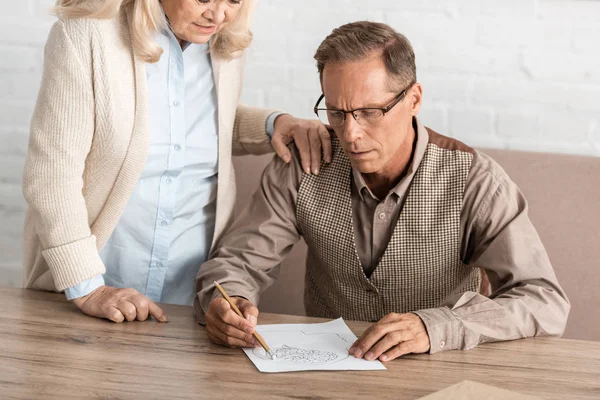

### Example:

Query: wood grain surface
xmin=1 ymin=287 xmax=599 ymax=399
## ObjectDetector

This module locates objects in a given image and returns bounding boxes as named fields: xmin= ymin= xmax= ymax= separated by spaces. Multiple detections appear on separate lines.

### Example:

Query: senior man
xmin=194 ymin=21 xmax=570 ymax=362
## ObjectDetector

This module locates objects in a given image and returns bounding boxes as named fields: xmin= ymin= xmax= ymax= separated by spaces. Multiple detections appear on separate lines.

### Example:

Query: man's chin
xmin=350 ymin=160 xmax=379 ymax=174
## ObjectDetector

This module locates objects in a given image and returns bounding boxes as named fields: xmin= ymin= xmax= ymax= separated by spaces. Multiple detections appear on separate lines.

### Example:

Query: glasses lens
xmin=355 ymin=109 xmax=384 ymax=126
xmin=317 ymin=110 xmax=344 ymax=127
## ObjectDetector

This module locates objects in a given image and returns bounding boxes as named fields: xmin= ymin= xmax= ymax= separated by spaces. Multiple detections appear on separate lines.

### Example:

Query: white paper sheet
xmin=242 ymin=318 xmax=387 ymax=373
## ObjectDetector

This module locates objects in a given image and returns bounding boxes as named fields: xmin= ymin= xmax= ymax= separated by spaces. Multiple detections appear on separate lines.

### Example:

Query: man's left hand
xmin=271 ymin=115 xmax=332 ymax=175
xmin=349 ymin=313 xmax=430 ymax=362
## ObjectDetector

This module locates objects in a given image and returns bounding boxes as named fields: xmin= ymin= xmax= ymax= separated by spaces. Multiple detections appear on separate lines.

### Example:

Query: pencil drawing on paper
xmin=243 ymin=318 xmax=387 ymax=373
xmin=254 ymin=345 xmax=341 ymax=364
xmin=252 ymin=331 xmax=351 ymax=365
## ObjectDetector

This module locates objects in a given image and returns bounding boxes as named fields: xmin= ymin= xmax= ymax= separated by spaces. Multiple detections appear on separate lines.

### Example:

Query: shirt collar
xmin=352 ymin=117 xmax=430 ymax=202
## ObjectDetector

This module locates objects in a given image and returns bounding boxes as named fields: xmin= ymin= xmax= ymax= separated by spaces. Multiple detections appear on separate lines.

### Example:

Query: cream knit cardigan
xmin=22 ymin=6 xmax=276 ymax=292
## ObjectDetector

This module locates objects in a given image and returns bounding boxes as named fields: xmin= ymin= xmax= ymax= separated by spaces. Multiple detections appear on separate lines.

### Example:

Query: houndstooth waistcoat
xmin=296 ymin=131 xmax=481 ymax=321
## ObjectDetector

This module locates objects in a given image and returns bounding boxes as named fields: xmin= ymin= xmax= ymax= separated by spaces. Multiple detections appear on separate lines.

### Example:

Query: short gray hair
xmin=314 ymin=21 xmax=416 ymax=91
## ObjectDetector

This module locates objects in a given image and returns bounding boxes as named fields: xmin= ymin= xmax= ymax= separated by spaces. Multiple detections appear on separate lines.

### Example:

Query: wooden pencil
xmin=213 ymin=281 xmax=274 ymax=359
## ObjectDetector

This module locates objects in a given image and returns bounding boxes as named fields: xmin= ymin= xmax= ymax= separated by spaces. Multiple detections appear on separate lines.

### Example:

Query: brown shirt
xmin=196 ymin=119 xmax=570 ymax=353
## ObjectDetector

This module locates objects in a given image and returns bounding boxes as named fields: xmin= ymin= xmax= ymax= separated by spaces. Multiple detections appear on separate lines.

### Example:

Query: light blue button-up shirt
xmin=65 ymin=29 xmax=281 ymax=305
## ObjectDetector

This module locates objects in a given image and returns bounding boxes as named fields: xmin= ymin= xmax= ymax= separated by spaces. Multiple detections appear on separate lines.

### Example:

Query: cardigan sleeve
xmin=22 ymin=20 xmax=106 ymax=291
xmin=231 ymin=104 xmax=280 ymax=156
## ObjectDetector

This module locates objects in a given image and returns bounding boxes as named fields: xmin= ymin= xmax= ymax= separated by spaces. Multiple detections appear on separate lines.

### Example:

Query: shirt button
xmin=378 ymin=212 xmax=386 ymax=219
xmin=174 ymin=144 xmax=181 ymax=151
xmin=173 ymin=100 xmax=180 ymax=107
xmin=160 ymin=220 xmax=168 ymax=227
xmin=440 ymin=340 xmax=446 ymax=349
xmin=165 ymin=178 xmax=172 ymax=184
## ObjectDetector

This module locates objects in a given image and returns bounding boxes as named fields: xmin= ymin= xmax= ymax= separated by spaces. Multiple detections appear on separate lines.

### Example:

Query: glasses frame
xmin=313 ymin=81 xmax=416 ymax=127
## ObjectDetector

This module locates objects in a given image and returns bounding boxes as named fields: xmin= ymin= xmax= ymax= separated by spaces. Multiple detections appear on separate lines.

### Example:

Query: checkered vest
xmin=296 ymin=136 xmax=481 ymax=321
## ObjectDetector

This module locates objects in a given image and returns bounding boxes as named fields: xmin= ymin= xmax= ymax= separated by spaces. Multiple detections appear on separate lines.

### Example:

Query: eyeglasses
xmin=313 ymin=81 xmax=415 ymax=127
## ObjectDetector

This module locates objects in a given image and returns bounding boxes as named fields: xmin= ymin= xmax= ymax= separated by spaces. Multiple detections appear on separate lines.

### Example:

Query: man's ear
xmin=410 ymin=82 xmax=423 ymax=116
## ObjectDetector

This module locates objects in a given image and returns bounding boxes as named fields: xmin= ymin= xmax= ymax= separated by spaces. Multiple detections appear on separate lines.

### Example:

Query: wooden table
xmin=1 ymin=288 xmax=599 ymax=399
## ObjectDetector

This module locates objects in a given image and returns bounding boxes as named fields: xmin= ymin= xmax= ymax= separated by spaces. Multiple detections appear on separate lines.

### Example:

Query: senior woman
xmin=22 ymin=0 xmax=330 ymax=323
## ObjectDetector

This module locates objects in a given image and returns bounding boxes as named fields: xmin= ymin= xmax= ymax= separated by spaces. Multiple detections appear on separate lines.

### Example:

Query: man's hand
xmin=349 ymin=313 xmax=430 ymax=362
xmin=72 ymin=286 xmax=168 ymax=323
xmin=271 ymin=114 xmax=332 ymax=175
xmin=205 ymin=296 xmax=260 ymax=348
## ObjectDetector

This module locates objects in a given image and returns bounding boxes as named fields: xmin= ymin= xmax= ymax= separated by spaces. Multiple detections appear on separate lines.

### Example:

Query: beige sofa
xmin=232 ymin=148 xmax=600 ymax=341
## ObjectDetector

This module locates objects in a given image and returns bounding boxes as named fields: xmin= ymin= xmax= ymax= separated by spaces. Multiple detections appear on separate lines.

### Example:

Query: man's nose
xmin=341 ymin=113 xmax=362 ymax=143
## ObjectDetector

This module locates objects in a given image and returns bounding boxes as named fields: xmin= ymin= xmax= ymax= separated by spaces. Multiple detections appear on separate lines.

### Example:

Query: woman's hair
xmin=314 ymin=21 xmax=416 ymax=92
xmin=52 ymin=0 xmax=255 ymax=63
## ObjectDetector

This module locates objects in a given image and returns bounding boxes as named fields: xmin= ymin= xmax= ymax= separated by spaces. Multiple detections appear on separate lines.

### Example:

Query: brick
xmin=0 ymin=154 xmax=26 ymax=184
xmin=471 ymin=78 xmax=600 ymax=113
xmin=289 ymin=65 xmax=322 ymax=95
xmin=591 ymin=120 xmax=599 ymax=155
xmin=419 ymin=73 xmax=470 ymax=105
xmin=286 ymin=35 xmax=326 ymax=64
xmin=0 ymin=128 xmax=29 ymax=157
xmin=291 ymin=8 xmax=386 ymax=39
xmin=449 ymin=106 xmax=503 ymax=148
xmin=0 ymin=45 xmax=40 ymax=72
xmin=475 ymin=18 xmax=573 ymax=51
xmin=423 ymin=45 xmax=521 ymax=77
xmin=4 ymin=2 xmax=29 ymax=17
xmin=0 ymin=102 xmax=36 ymax=127
xmin=351 ymin=0 xmax=456 ymax=14
xmin=522 ymin=51 xmax=600 ymax=83
xmin=239 ymin=88 xmax=265 ymax=108
xmin=385 ymin=12 xmax=476 ymax=49
xmin=245 ymin=36 xmax=292 ymax=66
xmin=0 ymin=183 xmax=26 ymax=212
xmin=0 ymin=19 xmax=54 ymax=46
xmin=497 ymin=109 xmax=541 ymax=140
xmin=264 ymin=87 xmax=316 ymax=120
xmin=0 ymin=72 xmax=42 ymax=102
xmin=0 ymin=210 xmax=26 ymax=236
xmin=501 ymin=139 xmax=592 ymax=155
xmin=32 ymin=0 xmax=63 ymax=19
xmin=0 ymin=264 xmax=22 ymax=287
xmin=541 ymin=113 xmax=594 ymax=143
xmin=457 ymin=0 xmax=536 ymax=17
xmin=250 ymin=2 xmax=293 ymax=39
xmin=418 ymin=105 xmax=448 ymax=135
xmin=573 ymin=27 xmax=600 ymax=53
xmin=243 ymin=63 xmax=290 ymax=92
xmin=537 ymin=0 xmax=600 ymax=22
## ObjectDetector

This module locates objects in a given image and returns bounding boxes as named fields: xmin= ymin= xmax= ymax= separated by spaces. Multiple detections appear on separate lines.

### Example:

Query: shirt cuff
xmin=412 ymin=307 xmax=461 ymax=354
xmin=265 ymin=112 xmax=287 ymax=139
xmin=64 ymin=275 xmax=105 ymax=300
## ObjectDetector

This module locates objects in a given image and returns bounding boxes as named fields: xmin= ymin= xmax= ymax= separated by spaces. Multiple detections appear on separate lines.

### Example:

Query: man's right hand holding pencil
xmin=205 ymin=296 xmax=261 ymax=348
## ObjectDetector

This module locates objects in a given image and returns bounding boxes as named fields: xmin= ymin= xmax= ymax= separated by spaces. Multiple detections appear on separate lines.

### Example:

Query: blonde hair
xmin=52 ymin=0 xmax=255 ymax=63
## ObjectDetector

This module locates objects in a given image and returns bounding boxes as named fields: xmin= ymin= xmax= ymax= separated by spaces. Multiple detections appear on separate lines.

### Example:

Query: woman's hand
xmin=271 ymin=115 xmax=332 ymax=175
xmin=72 ymin=286 xmax=168 ymax=323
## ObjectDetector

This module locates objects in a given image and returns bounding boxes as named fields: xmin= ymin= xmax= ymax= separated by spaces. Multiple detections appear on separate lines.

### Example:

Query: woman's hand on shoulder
xmin=271 ymin=115 xmax=332 ymax=175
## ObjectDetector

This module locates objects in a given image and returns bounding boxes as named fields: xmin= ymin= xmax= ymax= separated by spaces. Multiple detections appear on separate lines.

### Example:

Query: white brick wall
xmin=1 ymin=0 xmax=599 ymax=287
